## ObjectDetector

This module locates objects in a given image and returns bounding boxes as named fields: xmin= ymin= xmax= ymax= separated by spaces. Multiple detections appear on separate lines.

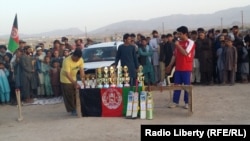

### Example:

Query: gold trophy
xmin=96 ymin=68 xmax=103 ymax=88
xmin=109 ymin=66 xmax=116 ymax=87
xmin=123 ymin=66 xmax=130 ymax=87
xmin=85 ymin=74 xmax=91 ymax=88
xmin=103 ymin=66 xmax=109 ymax=88
xmin=117 ymin=66 xmax=124 ymax=88
xmin=137 ymin=65 xmax=144 ymax=87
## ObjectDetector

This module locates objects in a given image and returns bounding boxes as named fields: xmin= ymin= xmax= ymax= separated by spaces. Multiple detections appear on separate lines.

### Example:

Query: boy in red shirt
xmin=166 ymin=26 xmax=196 ymax=109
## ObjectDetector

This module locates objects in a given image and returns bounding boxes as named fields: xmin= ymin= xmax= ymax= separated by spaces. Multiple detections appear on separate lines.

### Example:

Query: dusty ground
xmin=0 ymin=84 xmax=250 ymax=141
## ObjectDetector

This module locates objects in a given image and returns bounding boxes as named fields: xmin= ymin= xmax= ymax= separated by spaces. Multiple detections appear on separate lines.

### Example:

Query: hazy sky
xmin=0 ymin=0 xmax=249 ymax=35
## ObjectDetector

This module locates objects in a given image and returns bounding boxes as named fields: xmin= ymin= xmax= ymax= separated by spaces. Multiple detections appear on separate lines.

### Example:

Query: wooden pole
xmin=16 ymin=89 xmax=23 ymax=121
xmin=76 ymin=88 xmax=82 ymax=118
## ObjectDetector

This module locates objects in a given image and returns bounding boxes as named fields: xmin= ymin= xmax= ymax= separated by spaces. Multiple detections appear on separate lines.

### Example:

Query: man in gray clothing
xmin=20 ymin=46 xmax=36 ymax=103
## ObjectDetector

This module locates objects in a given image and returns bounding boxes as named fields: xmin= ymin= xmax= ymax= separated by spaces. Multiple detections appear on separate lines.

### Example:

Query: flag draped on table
xmin=101 ymin=88 xmax=123 ymax=117
xmin=122 ymin=86 xmax=142 ymax=116
xmin=80 ymin=88 xmax=102 ymax=116
xmin=79 ymin=87 xmax=143 ymax=117
xmin=8 ymin=14 xmax=19 ymax=53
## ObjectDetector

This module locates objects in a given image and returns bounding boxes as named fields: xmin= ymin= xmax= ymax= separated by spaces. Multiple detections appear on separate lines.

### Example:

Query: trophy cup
xmin=109 ymin=66 xmax=116 ymax=87
xmin=90 ymin=74 xmax=96 ymax=88
xmin=123 ymin=66 xmax=130 ymax=87
xmin=103 ymin=66 xmax=109 ymax=88
xmin=117 ymin=66 xmax=124 ymax=88
xmin=85 ymin=74 xmax=91 ymax=88
xmin=137 ymin=65 xmax=144 ymax=87
xmin=97 ymin=68 xmax=103 ymax=88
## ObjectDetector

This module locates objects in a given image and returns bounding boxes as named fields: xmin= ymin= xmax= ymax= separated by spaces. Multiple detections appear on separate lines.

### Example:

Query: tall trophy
xmin=85 ymin=74 xmax=91 ymax=88
xmin=117 ymin=66 xmax=124 ymax=88
xmin=137 ymin=65 xmax=144 ymax=87
xmin=103 ymin=66 xmax=109 ymax=88
xmin=97 ymin=68 xmax=103 ymax=88
xmin=109 ymin=66 xmax=116 ymax=87
xmin=123 ymin=66 xmax=130 ymax=87
xmin=90 ymin=74 xmax=96 ymax=88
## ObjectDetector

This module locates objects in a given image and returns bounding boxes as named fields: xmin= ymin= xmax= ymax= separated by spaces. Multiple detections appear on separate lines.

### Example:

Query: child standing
xmin=41 ymin=56 xmax=53 ymax=97
xmin=223 ymin=35 xmax=238 ymax=85
xmin=0 ymin=61 xmax=10 ymax=104
xmin=50 ymin=60 xmax=61 ymax=97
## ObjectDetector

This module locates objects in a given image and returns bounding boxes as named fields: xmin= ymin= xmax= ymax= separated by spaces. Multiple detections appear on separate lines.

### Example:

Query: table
xmin=75 ymin=85 xmax=193 ymax=118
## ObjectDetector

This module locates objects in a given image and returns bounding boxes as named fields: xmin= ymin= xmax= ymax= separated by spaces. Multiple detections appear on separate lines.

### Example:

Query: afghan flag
xmin=80 ymin=88 xmax=102 ymax=117
xmin=8 ymin=14 xmax=19 ymax=53
xmin=101 ymin=88 xmax=123 ymax=117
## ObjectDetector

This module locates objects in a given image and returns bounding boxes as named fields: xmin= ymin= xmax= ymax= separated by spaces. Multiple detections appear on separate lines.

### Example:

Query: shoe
xmin=71 ymin=110 xmax=77 ymax=116
xmin=158 ymin=81 xmax=166 ymax=86
xmin=168 ymin=103 xmax=178 ymax=108
xmin=184 ymin=104 xmax=189 ymax=109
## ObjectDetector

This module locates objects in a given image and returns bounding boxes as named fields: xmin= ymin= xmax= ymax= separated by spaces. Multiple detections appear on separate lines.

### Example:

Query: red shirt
xmin=174 ymin=39 xmax=195 ymax=71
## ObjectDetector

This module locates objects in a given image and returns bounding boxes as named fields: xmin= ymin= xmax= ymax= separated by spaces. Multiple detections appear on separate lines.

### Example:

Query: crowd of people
xmin=0 ymin=25 xmax=250 ymax=111
xmin=0 ymin=37 xmax=86 ymax=106
xmin=115 ymin=26 xmax=250 ymax=87
xmin=114 ymin=25 xmax=250 ymax=109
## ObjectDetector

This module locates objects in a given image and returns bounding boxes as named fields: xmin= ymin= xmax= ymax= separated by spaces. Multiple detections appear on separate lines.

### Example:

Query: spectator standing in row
xmin=197 ymin=29 xmax=213 ymax=85
xmin=50 ymin=60 xmax=61 ymax=97
xmin=34 ymin=46 xmax=45 ymax=97
xmin=149 ymin=30 xmax=160 ymax=84
xmin=222 ymin=35 xmax=237 ymax=85
xmin=159 ymin=35 xmax=167 ymax=86
xmin=0 ymin=61 xmax=10 ymax=104
xmin=138 ymin=37 xmax=155 ymax=85
xmin=20 ymin=46 xmax=36 ymax=103
xmin=42 ymin=56 xmax=53 ymax=97
xmin=114 ymin=33 xmax=139 ymax=86
xmin=190 ymin=30 xmax=200 ymax=84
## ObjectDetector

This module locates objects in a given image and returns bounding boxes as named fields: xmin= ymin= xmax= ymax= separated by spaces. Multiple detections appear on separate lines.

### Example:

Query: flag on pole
xmin=8 ymin=14 xmax=19 ymax=53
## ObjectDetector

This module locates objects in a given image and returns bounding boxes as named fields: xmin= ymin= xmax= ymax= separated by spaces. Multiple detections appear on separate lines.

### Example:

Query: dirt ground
xmin=0 ymin=83 xmax=250 ymax=141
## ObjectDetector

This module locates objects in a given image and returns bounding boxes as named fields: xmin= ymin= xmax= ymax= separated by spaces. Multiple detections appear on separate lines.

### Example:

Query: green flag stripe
xmin=8 ymin=38 xmax=18 ymax=53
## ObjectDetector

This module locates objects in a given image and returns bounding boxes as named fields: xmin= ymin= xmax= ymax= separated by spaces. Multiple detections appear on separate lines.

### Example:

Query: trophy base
xmin=85 ymin=85 xmax=91 ymax=89
xmin=97 ymin=85 xmax=103 ymax=88
xmin=110 ymin=84 xmax=116 ymax=87
xmin=117 ymin=84 xmax=123 ymax=88
xmin=124 ymin=84 xmax=130 ymax=87
xmin=104 ymin=84 xmax=109 ymax=88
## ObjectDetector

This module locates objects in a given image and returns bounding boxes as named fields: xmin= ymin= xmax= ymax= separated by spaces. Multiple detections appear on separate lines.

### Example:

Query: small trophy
xmin=90 ymin=74 xmax=96 ymax=88
xmin=85 ymin=74 xmax=91 ymax=88
xmin=117 ymin=66 xmax=124 ymax=88
xmin=97 ymin=68 xmax=103 ymax=88
xmin=103 ymin=66 xmax=109 ymax=88
xmin=109 ymin=66 xmax=116 ymax=87
xmin=137 ymin=65 xmax=144 ymax=87
xmin=123 ymin=66 xmax=130 ymax=87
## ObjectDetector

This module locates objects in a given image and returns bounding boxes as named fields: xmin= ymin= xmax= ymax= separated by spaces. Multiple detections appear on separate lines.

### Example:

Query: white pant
xmin=192 ymin=59 xmax=200 ymax=83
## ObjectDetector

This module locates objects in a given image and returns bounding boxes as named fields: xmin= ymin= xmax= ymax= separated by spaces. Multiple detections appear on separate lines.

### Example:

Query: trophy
xmin=96 ymin=68 xmax=103 ymax=88
xmin=117 ymin=66 xmax=124 ymax=88
xmin=85 ymin=74 xmax=91 ymax=88
xmin=103 ymin=66 xmax=109 ymax=88
xmin=109 ymin=66 xmax=116 ymax=87
xmin=137 ymin=65 xmax=144 ymax=87
xmin=90 ymin=74 xmax=96 ymax=88
xmin=123 ymin=66 xmax=130 ymax=87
